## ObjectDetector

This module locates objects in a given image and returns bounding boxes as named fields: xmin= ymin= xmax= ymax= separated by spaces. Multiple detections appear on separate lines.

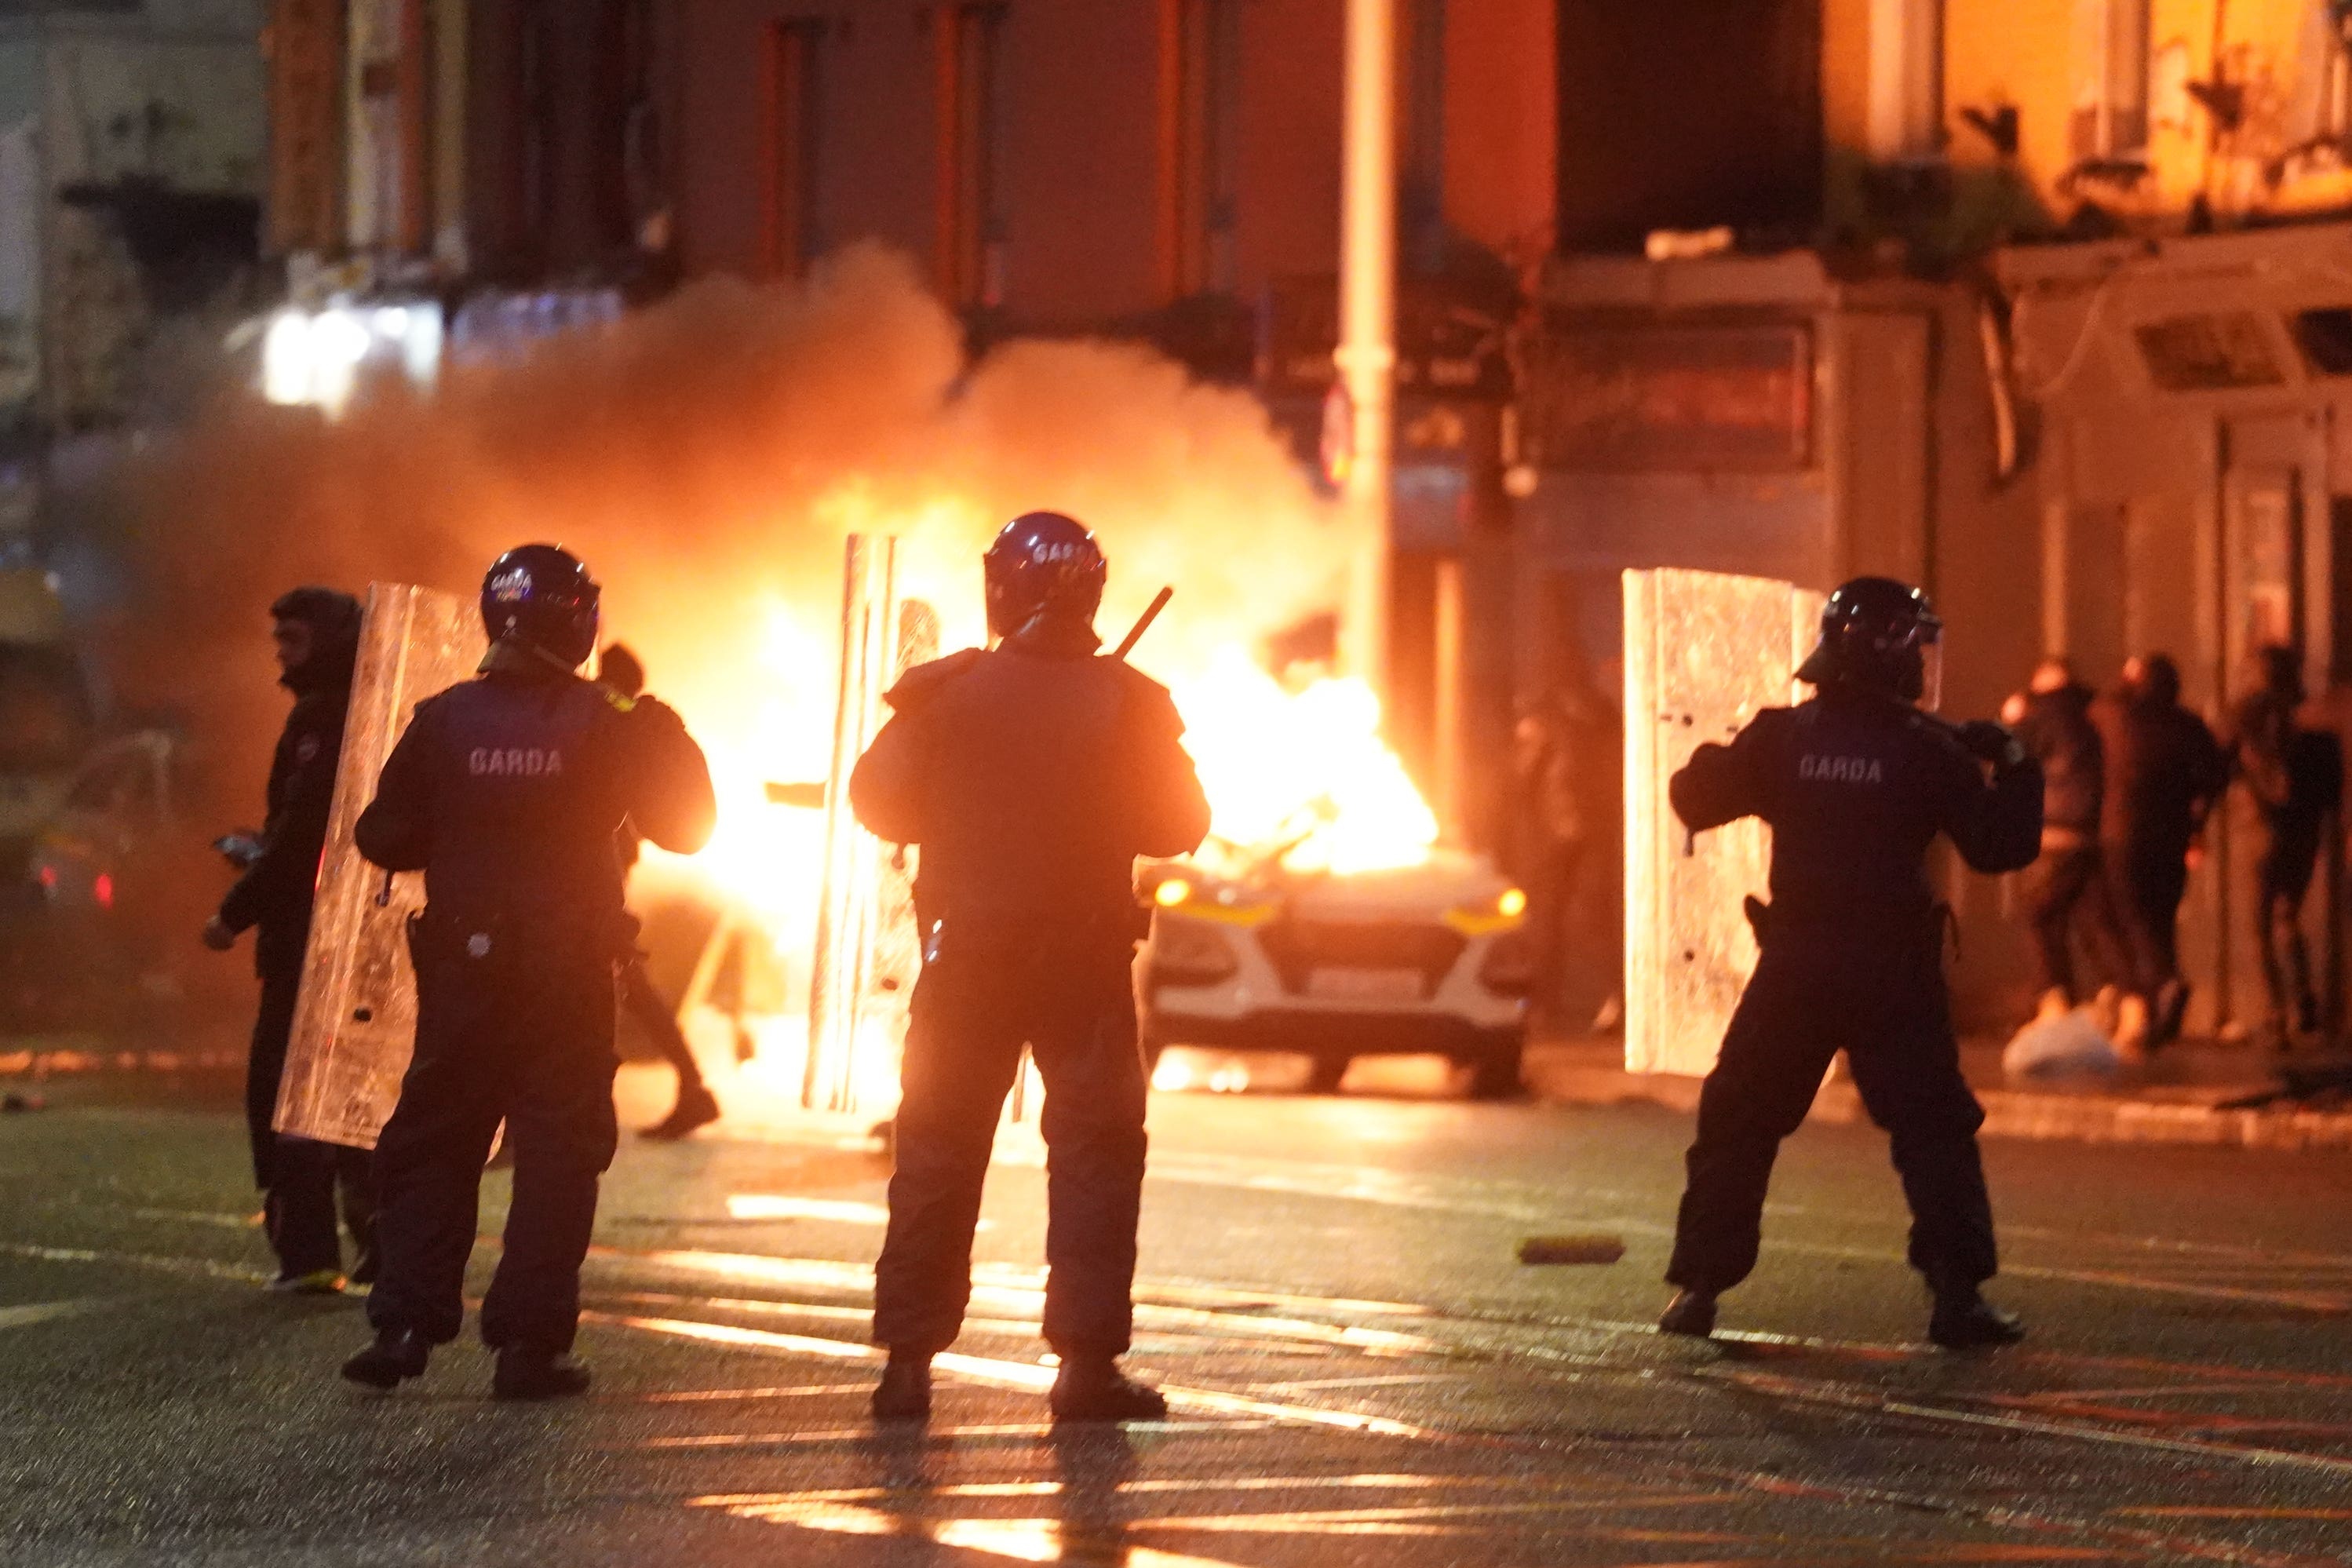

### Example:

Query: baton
xmin=1111 ymin=587 xmax=1174 ymax=661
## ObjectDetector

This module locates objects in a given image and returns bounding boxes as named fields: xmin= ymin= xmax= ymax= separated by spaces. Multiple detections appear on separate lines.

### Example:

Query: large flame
xmin=1170 ymin=648 xmax=1439 ymax=876
xmin=633 ymin=527 xmax=1439 ymax=1118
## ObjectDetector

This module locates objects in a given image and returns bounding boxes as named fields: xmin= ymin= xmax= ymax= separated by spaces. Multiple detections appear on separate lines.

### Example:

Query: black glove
xmin=1957 ymin=719 xmax=2027 ymax=770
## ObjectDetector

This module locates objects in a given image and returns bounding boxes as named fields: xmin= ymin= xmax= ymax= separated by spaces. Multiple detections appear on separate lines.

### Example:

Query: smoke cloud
xmin=115 ymin=244 xmax=1346 ymax=821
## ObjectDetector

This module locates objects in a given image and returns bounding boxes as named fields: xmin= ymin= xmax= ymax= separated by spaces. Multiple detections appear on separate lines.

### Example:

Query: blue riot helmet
xmin=480 ymin=544 xmax=601 ymax=671
xmin=983 ymin=512 xmax=1107 ymax=640
xmin=1796 ymin=577 xmax=1943 ymax=708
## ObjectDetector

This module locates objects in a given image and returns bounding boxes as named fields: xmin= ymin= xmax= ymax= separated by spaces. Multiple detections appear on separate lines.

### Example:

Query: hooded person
xmin=202 ymin=586 xmax=375 ymax=1293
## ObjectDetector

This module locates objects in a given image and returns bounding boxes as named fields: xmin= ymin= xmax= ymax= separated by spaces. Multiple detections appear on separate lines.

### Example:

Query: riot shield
xmin=805 ymin=537 xmax=936 ymax=1116
xmin=1623 ymin=569 xmax=1822 ymax=1078
xmin=275 ymin=584 xmax=483 ymax=1147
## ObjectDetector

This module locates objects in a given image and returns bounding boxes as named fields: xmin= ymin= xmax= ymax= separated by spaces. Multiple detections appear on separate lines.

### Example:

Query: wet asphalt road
xmin=5 ymin=1055 xmax=2352 ymax=1566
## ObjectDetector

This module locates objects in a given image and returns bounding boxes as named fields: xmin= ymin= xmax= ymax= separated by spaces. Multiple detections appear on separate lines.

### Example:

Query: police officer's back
xmin=341 ymin=545 xmax=714 ymax=1401
xmin=1661 ymin=578 xmax=2040 ymax=1349
xmin=850 ymin=512 xmax=1209 ymax=1425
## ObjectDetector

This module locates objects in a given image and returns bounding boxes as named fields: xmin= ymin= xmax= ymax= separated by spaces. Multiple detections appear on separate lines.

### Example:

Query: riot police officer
xmin=339 ymin=545 xmax=715 ymax=1400
xmin=1660 ymin=578 xmax=2040 ymax=1349
xmin=850 ymin=512 xmax=1211 ymax=1424
xmin=203 ymin=587 xmax=374 ymax=1293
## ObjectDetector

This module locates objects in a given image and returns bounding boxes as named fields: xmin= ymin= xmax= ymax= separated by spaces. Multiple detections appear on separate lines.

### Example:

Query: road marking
xmin=0 ymin=1240 xmax=269 ymax=1285
xmin=1711 ymin=1365 xmax=2352 ymax=1481
xmin=591 ymin=1310 xmax=1429 ymax=1436
xmin=0 ymin=1298 xmax=104 ymax=1332
xmin=629 ymin=1383 xmax=876 ymax=1403
xmin=705 ymin=1502 xmax=1251 ymax=1568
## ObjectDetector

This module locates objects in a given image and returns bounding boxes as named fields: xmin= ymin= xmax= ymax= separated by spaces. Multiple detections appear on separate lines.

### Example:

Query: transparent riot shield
xmin=805 ymin=536 xmax=936 ymax=1116
xmin=1623 ymin=569 xmax=1823 ymax=1078
xmin=275 ymin=584 xmax=483 ymax=1147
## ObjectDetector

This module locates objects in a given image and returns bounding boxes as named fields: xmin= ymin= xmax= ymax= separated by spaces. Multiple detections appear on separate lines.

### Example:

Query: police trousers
xmin=1667 ymin=932 xmax=1996 ymax=1297
xmin=246 ymin=960 xmax=374 ymax=1279
xmin=873 ymin=936 xmax=1149 ymax=1358
xmin=367 ymin=939 xmax=618 ymax=1352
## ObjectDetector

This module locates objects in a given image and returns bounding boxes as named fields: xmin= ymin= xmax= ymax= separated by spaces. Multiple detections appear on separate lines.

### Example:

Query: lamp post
xmin=1336 ymin=0 xmax=1395 ymax=693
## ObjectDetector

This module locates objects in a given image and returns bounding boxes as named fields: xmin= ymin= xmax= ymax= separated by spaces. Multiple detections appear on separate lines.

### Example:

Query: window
xmin=2071 ymin=0 xmax=2150 ymax=160
xmin=764 ymin=21 xmax=825 ymax=276
xmin=1163 ymin=0 xmax=1242 ymax=297
xmin=2134 ymin=314 xmax=2285 ymax=392
xmin=2290 ymin=307 xmax=2352 ymax=375
xmin=1867 ymin=0 xmax=1943 ymax=160
xmin=937 ymin=3 xmax=1009 ymax=308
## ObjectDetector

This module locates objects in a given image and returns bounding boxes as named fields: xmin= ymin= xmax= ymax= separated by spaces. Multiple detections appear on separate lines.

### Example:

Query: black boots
xmin=493 ymin=1347 xmax=593 ymax=1401
xmin=1049 ymin=1356 xmax=1169 ymax=1423
xmin=871 ymin=1353 xmax=933 ymax=1422
xmin=340 ymin=1329 xmax=431 ymax=1389
xmin=1929 ymin=1290 xmax=2026 ymax=1350
xmin=640 ymin=1081 xmax=721 ymax=1142
xmin=1657 ymin=1289 xmax=1719 ymax=1339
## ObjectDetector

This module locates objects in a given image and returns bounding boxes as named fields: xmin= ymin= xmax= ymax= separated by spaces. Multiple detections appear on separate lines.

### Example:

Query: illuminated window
xmin=939 ymin=3 xmax=1009 ymax=308
xmin=2071 ymin=0 xmax=2150 ymax=160
xmin=764 ymin=20 xmax=826 ymax=277
xmin=1165 ymin=0 xmax=1242 ymax=297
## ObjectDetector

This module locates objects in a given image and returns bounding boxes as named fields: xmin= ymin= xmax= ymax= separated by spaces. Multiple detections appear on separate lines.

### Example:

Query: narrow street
xmin=5 ymin=1062 xmax=2351 ymax=1566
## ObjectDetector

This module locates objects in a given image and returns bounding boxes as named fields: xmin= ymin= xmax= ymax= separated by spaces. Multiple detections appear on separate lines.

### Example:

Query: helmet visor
xmin=1916 ymin=636 xmax=1944 ymax=713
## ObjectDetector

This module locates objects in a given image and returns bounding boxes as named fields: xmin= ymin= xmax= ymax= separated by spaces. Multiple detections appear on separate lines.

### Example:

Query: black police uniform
xmin=849 ymin=625 xmax=1211 ymax=1360
xmin=354 ymin=650 xmax=714 ymax=1354
xmin=217 ymin=595 xmax=372 ymax=1281
xmin=1665 ymin=684 xmax=2041 ymax=1300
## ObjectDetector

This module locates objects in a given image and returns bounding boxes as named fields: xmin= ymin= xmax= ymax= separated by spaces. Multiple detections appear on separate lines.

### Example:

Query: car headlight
xmin=1149 ymin=916 xmax=1240 ymax=986
xmin=1445 ymin=887 xmax=1529 ymax=937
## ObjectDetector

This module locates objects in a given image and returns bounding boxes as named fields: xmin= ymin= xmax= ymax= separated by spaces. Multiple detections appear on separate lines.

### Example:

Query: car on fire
xmin=1138 ymin=842 xmax=1533 ymax=1099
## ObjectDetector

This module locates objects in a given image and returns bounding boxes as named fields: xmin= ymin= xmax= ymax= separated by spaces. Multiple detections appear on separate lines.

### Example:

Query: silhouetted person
xmin=2225 ymin=647 xmax=2344 ymax=1047
xmin=851 ymin=513 xmax=1210 ymax=1424
xmin=596 ymin=643 xmax=720 ymax=1140
xmin=2008 ymin=656 xmax=2129 ymax=1025
xmin=2095 ymin=654 xmax=2227 ymax=1047
xmin=202 ymin=588 xmax=374 ymax=1293
xmin=1508 ymin=679 xmax=1617 ymax=1030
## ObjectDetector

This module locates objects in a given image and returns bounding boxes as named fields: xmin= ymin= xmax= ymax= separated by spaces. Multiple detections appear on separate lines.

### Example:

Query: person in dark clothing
xmin=593 ymin=644 xmax=720 ymax=1141
xmin=850 ymin=512 xmax=1211 ymax=1424
xmin=202 ymin=587 xmax=374 ymax=1293
xmin=1659 ymin=578 xmax=2040 ymax=1349
xmin=339 ymin=545 xmax=715 ymax=1401
xmin=2095 ymin=654 xmax=2228 ymax=1047
xmin=2008 ymin=657 xmax=2129 ymax=1022
xmin=2224 ymin=646 xmax=2346 ymax=1046
xmin=1508 ymin=679 xmax=1620 ymax=1032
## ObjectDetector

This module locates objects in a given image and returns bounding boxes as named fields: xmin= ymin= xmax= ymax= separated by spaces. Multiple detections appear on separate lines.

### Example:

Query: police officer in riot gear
xmin=340 ymin=545 xmax=715 ymax=1399
xmin=204 ymin=587 xmax=374 ymax=1293
xmin=1661 ymin=578 xmax=2040 ymax=1349
xmin=851 ymin=512 xmax=1211 ymax=1424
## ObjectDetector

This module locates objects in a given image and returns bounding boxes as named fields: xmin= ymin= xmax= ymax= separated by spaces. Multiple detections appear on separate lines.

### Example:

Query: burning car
xmin=1139 ymin=845 xmax=1533 ymax=1099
